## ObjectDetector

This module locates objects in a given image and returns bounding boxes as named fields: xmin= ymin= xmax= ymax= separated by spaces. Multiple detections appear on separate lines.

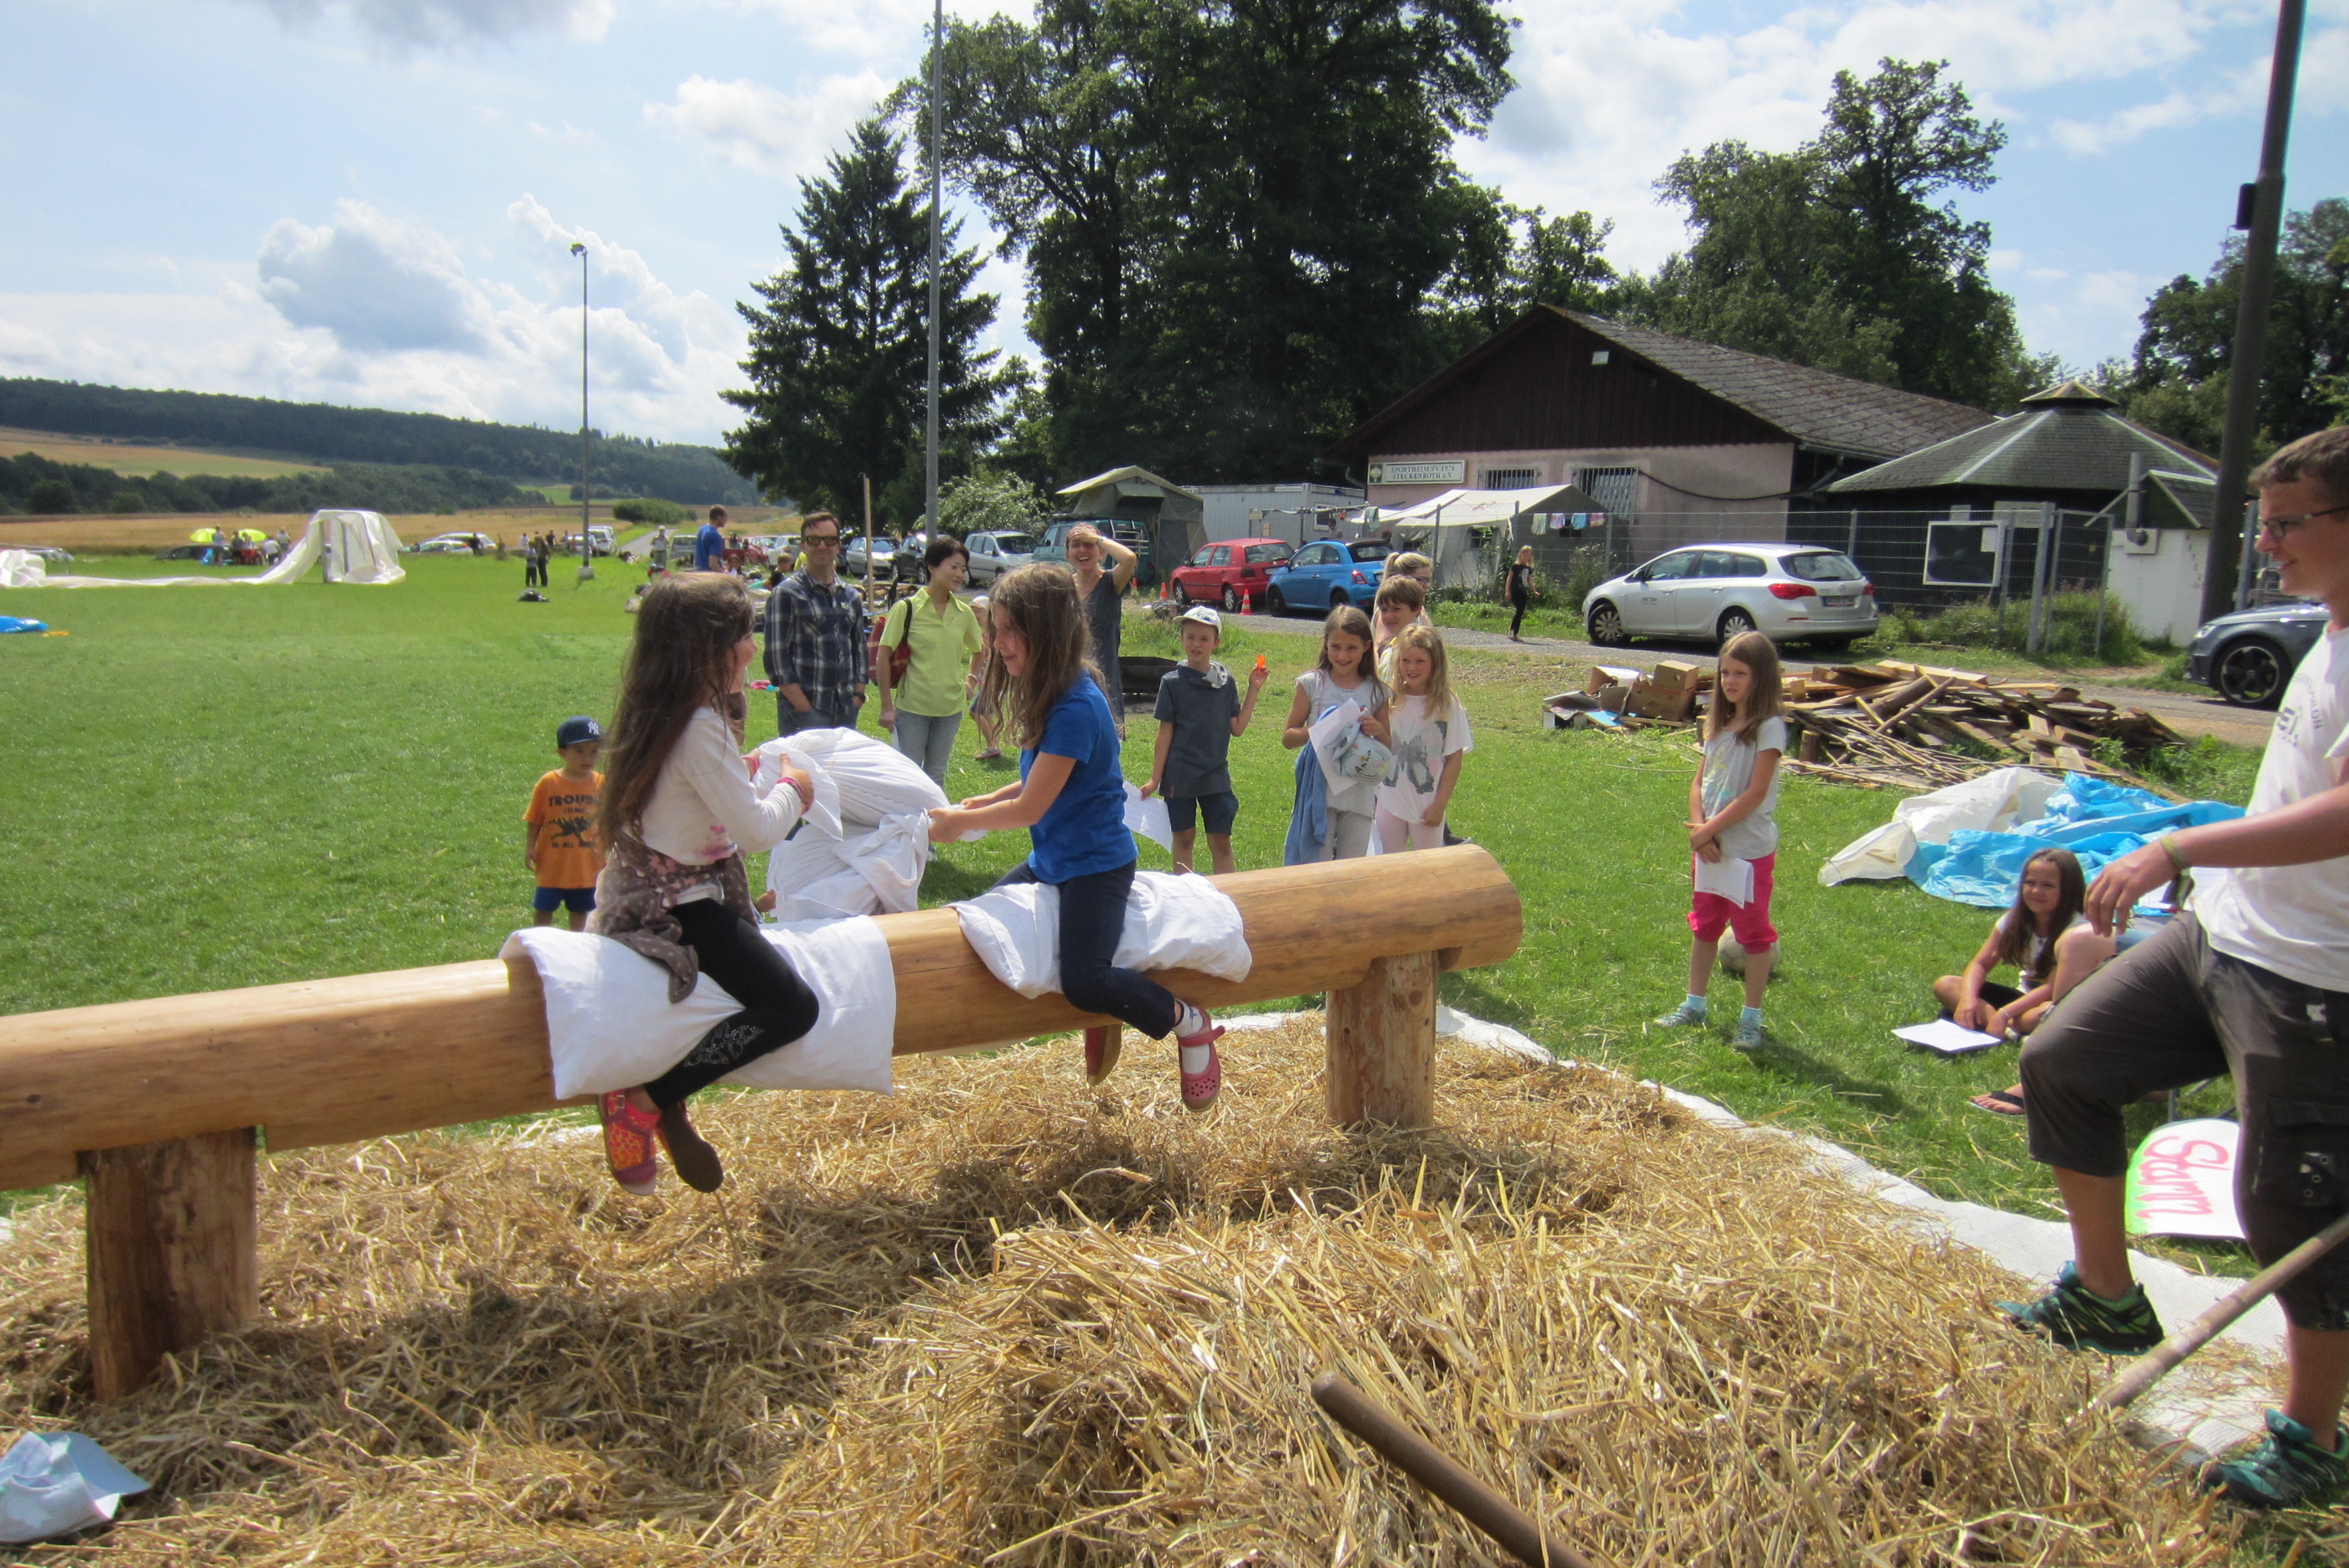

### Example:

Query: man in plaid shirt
xmin=762 ymin=510 xmax=868 ymax=736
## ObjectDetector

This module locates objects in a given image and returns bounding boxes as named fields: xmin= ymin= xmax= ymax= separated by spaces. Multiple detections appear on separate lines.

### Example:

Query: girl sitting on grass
xmin=926 ymin=565 xmax=1229 ymax=1110
xmin=587 ymin=574 xmax=819 ymax=1196
xmin=1281 ymin=604 xmax=1390 ymax=863
xmin=1374 ymin=625 xmax=1470 ymax=853
xmin=1936 ymin=847 xmax=2115 ymax=1117
xmin=1655 ymin=631 xmax=1784 ymax=1051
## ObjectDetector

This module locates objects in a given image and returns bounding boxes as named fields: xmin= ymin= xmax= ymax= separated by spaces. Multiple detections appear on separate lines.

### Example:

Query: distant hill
xmin=0 ymin=379 xmax=757 ymax=505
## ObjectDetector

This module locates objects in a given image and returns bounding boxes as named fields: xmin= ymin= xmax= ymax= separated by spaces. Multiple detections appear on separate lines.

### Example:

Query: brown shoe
xmin=656 ymin=1099 xmax=726 ymax=1192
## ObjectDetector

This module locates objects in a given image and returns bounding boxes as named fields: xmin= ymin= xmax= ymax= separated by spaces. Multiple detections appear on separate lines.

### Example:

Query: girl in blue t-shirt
xmin=928 ymin=564 xmax=1227 ymax=1109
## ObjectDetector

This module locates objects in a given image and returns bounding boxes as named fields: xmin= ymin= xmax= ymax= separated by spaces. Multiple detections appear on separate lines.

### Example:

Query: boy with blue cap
xmin=525 ymin=715 xmax=606 ymax=928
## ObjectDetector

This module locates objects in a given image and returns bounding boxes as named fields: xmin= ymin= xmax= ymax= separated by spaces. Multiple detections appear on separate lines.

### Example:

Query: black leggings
xmin=643 ymin=898 xmax=821 ymax=1108
xmin=1509 ymin=595 xmax=1529 ymax=636
xmin=993 ymin=858 xmax=1180 ymax=1038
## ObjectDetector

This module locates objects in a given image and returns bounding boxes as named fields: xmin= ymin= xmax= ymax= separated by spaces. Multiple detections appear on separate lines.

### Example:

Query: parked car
xmin=412 ymin=531 xmax=492 ymax=554
xmin=843 ymin=535 xmax=904 ymax=579
xmin=1582 ymin=544 xmax=1879 ymax=650
xmin=18 ymin=545 xmax=72 ymax=564
xmin=2185 ymin=600 xmax=2326 ymax=707
xmin=1033 ymin=518 xmax=1149 ymax=565
xmin=153 ymin=544 xmax=214 ymax=561
xmin=558 ymin=526 xmax=616 ymax=557
xmin=1267 ymin=539 xmax=1388 ymax=614
xmin=1169 ymin=537 xmax=1291 ymax=612
xmin=964 ymin=530 xmax=1035 ymax=585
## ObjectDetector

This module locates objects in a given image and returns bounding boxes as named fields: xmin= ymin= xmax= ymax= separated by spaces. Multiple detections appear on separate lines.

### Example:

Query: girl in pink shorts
xmin=1655 ymin=631 xmax=1787 ymax=1051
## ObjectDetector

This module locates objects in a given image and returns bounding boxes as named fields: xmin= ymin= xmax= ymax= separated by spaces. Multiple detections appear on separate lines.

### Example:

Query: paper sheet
xmin=1693 ymin=852 xmax=1753 ymax=905
xmin=1893 ymin=1018 xmax=2004 ymax=1055
xmin=1306 ymin=701 xmax=1361 ymax=796
xmin=1124 ymin=781 xmax=1173 ymax=852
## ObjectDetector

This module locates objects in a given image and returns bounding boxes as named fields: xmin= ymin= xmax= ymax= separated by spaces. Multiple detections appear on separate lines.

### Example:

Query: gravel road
xmin=1179 ymin=603 xmax=2274 ymax=749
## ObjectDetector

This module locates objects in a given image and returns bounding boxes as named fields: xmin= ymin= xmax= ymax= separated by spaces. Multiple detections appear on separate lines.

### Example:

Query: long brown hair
xmin=1994 ymin=847 xmax=2086 ymax=972
xmin=979 ymin=563 xmax=1097 ymax=748
xmin=597 ymin=573 xmax=756 ymax=844
xmin=1708 ymin=631 xmax=1784 ymax=743
xmin=1317 ymin=603 xmax=1385 ymax=706
xmin=1388 ymin=623 xmax=1453 ymax=721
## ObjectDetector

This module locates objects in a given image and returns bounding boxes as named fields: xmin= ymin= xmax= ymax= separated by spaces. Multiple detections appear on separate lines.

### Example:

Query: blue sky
xmin=4 ymin=0 xmax=2342 ymax=450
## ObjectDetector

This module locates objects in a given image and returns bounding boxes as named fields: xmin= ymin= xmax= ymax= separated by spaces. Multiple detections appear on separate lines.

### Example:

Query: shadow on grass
xmin=1742 ymin=1038 xmax=1917 ymax=1117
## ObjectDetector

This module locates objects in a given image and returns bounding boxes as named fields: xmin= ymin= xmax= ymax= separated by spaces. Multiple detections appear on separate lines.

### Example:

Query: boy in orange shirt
xmin=525 ymin=716 xmax=606 ymax=928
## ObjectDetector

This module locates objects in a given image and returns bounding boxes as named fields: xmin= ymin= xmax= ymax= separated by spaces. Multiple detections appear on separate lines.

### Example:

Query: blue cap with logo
xmin=556 ymin=715 xmax=603 ymax=748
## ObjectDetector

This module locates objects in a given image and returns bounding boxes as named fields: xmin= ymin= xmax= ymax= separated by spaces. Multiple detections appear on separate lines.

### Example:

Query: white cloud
xmin=645 ymin=72 xmax=891 ymax=182
xmin=258 ymin=201 xmax=493 ymax=353
xmin=2049 ymin=50 xmax=2269 ymax=153
xmin=245 ymin=0 xmax=615 ymax=49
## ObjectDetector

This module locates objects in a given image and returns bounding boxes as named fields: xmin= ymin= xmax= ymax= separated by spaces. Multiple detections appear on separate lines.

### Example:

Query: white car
xmin=413 ymin=532 xmax=492 ymax=554
xmin=963 ymin=530 xmax=1035 ymax=585
xmin=1582 ymin=543 xmax=1878 ymax=651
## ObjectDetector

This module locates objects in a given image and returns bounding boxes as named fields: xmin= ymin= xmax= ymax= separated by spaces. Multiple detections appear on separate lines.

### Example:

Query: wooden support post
xmin=1325 ymin=951 xmax=1438 ymax=1127
xmin=82 ymin=1128 xmax=258 ymax=1402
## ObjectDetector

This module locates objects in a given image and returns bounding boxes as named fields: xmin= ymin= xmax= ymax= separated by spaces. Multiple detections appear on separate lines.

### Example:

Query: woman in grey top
xmin=1064 ymin=524 xmax=1138 ymax=733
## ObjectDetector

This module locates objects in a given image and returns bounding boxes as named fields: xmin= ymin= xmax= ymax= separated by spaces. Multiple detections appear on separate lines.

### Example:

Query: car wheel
xmin=1587 ymin=601 xmax=1627 ymax=646
xmin=1222 ymin=585 xmax=1241 ymax=613
xmin=1810 ymin=636 xmax=1854 ymax=653
xmin=2215 ymin=637 xmax=2289 ymax=708
xmin=1717 ymin=607 xmax=1758 ymax=648
xmin=1267 ymin=586 xmax=1287 ymax=616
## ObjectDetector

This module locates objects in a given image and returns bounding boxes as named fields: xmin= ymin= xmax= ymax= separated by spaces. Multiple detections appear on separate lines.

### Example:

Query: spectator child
xmin=927 ymin=564 xmax=1230 ymax=1110
xmin=1655 ymin=630 xmax=1786 ymax=1050
xmin=1371 ymin=573 xmax=1426 ymax=686
xmin=1142 ymin=606 xmax=1269 ymax=874
xmin=1934 ymin=847 xmax=2115 ymax=1116
xmin=586 ymin=574 xmax=820 ymax=1195
xmin=1281 ymin=604 xmax=1389 ymax=862
xmin=525 ymin=716 xmax=607 ymax=928
xmin=1375 ymin=625 xmax=1469 ymax=852
xmin=1506 ymin=545 xmax=1537 ymax=641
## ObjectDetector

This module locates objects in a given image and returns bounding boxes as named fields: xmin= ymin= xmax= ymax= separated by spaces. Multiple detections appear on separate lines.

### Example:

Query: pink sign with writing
xmin=2125 ymin=1118 xmax=2243 ymax=1241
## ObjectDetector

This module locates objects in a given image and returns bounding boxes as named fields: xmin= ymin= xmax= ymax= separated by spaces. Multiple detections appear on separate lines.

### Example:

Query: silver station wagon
xmin=1582 ymin=544 xmax=1878 ymax=651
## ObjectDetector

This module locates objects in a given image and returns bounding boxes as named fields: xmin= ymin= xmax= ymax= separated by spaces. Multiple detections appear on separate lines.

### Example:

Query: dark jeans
xmin=777 ymin=697 xmax=861 ymax=737
xmin=643 ymin=898 xmax=821 ymax=1108
xmin=993 ymin=857 xmax=1180 ymax=1038
xmin=1509 ymin=596 xmax=1530 ymax=636
xmin=2020 ymin=913 xmax=2349 ymax=1330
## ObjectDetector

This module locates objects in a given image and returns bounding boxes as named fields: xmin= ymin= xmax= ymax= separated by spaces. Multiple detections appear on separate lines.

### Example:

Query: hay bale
xmin=0 ymin=1017 xmax=2236 ymax=1564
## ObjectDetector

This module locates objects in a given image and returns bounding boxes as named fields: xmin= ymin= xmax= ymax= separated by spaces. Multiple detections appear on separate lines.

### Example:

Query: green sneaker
xmin=1654 ymin=1001 xmax=1707 ymax=1028
xmin=1996 ymin=1261 xmax=2164 ymax=1354
xmin=1731 ymin=1017 xmax=1763 ymax=1051
xmin=2205 ymin=1410 xmax=2349 ymax=1510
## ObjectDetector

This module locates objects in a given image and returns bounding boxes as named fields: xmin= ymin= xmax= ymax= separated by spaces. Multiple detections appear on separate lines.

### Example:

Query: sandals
xmin=1970 ymin=1088 xmax=2026 ymax=1118
xmin=1176 ymin=1019 xmax=1225 ymax=1113
xmin=598 ymin=1090 xmax=661 ymax=1194
xmin=973 ymin=747 xmax=1004 ymax=761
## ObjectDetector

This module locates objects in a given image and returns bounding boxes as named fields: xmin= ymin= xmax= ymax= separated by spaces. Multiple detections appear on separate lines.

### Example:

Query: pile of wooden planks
xmin=1778 ymin=661 xmax=2186 ymax=792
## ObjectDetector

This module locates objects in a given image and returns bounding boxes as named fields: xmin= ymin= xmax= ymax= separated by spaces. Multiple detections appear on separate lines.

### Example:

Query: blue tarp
xmin=0 ymin=616 xmax=48 ymax=634
xmin=1908 ymin=774 xmax=2245 ymax=909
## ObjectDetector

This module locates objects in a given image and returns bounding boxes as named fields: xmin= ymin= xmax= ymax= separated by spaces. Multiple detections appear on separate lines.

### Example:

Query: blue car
xmin=1267 ymin=539 xmax=1390 ymax=615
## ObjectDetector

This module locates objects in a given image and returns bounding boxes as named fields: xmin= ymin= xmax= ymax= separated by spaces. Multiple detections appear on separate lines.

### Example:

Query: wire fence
xmin=1393 ymin=503 xmax=2270 ymax=660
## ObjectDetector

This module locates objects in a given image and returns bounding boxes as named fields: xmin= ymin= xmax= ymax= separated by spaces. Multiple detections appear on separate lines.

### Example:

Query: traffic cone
xmin=1241 ymin=585 xmax=1253 ymax=616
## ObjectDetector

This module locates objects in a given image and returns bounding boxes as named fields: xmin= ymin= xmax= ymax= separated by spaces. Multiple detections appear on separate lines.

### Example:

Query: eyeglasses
xmin=2261 ymin=504 xmax=2349 ymax=536
xmin=803 ymin=534 xmax=841 ymax=547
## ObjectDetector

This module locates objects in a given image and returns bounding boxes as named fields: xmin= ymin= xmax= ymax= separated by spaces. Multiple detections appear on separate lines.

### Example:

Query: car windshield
xmin=1782 ymin=551 xmax=1862 ymax=582
xmin=1347 ymin=541 xmax=1391 ymax=561
xmin=992 ymin=534 xmax=1034 ymax=553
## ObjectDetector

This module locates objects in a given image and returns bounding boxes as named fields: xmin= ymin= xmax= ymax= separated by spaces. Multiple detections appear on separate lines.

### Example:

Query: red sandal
xmin=1175 ymin=1015 xmax=1225 ymax=1113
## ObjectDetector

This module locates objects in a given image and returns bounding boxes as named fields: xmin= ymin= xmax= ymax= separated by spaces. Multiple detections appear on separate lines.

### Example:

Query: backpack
xmin=867 ymin=597 xmax=916 ymax=690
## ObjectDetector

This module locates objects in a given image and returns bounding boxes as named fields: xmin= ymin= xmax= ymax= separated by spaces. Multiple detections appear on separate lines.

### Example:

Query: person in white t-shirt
xmin=584 ymin=573 xmax=818 ymax=1199
xmin=1654 ymin=630 xmax=1786 ymax=1051
xmin=2004 ymin=427 xmax=2349 ymax=1510
xmin=1373 ymin=625 xmax=1470 ymax=852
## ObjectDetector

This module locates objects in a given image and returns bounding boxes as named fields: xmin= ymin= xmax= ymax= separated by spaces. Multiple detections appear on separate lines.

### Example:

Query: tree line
xmin=0 ymin=379 xmax=758 ymax=505
xmin=721 ymin=3 xmax=2344 ymax=519
xmin=0 ymin=450 xmax=536 ymax=519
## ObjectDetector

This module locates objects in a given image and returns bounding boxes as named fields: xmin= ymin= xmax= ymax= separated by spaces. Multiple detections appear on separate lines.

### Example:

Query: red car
xmin=1171 ymin=536 xmax=1292 ymax=612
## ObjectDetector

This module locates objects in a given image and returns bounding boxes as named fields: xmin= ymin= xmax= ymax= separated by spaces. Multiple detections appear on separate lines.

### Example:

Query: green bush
xmin=1884 ymin=590 xmax=2144 ymax=665
xmin=611 ymin=498 xmax=688 ymax=526
xmin=25 ymin=479 xmax=75 ymax=514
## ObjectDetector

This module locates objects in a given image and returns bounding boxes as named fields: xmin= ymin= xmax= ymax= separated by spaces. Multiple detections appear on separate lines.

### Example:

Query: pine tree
xmin=722 ymin=118 xmax=1014 ymax=525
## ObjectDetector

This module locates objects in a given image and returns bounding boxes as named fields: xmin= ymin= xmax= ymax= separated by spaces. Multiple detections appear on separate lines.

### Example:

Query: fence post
xmin=1846 ymin=509 xmax=1859 ymax=560
xmin=1996 ymin=513 xmax=2015 ymax=648
xmin=2026 ymin=502 xmax=2055 ymax=654
xmin=2236 ymin=499 xmax=2261 ymax=611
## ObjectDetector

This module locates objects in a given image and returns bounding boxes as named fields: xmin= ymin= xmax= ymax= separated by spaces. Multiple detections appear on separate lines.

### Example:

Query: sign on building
xmin=1369 ymin=460 xmax=1466 ymax=485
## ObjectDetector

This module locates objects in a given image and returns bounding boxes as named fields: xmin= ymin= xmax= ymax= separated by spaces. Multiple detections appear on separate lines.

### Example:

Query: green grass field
xmin=0 ymin=427 xmax=326 ymax=479
xmin=0 ymin=556 xmax=2255 ymax=1231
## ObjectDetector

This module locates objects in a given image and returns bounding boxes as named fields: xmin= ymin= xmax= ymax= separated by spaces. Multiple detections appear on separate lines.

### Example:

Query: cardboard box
xmin=1628 ymin=683 xmax=1696 ymax=721
xmin=1591 ymin=682 xmax=1632 ymax=713
xmin=1587 ymin=665 xmax=1641 ymax=694
xmin=1649 ymin=660 xmax=1701 ymax=694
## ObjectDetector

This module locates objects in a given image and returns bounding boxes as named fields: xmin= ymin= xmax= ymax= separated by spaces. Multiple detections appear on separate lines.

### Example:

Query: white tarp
xmin=0 ymin=510 xmax=405 ymax=589
xmin=1818 ymin=766 xmax=2062 ymax=885
xmin=1379 ymin=485 xmax=1588 ymax=528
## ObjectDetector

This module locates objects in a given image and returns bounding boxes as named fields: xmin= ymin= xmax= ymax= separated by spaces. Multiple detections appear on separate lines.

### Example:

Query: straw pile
xmin=1 ymin=1017 xmax=2237 ymax=1565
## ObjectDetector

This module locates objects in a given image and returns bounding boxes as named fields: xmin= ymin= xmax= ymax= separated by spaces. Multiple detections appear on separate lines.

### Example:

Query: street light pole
xmin=2200 ymin=0 xmax=2306 ymax=624
xmin=571 ymin=241 xmax=590 ymax=565
xmin=923 ymin=0 xmax=943 ymax=541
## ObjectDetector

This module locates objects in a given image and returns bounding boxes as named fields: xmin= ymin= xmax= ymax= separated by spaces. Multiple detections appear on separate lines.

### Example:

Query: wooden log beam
xmin=1325 ymin=952 xmax=1439 ymax=1127
xmin=83 ymin=1128 xmax=257 ymax=1401
xmin=0 ymin=846 xmax=1523 ymax=1190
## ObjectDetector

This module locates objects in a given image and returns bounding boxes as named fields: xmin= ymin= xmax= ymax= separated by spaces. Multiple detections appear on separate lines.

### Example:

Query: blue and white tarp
xmin=1910 ymin=775 xmax=2243 ymax=908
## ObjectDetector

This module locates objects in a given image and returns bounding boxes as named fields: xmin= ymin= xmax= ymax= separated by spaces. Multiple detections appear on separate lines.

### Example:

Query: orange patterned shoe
xmin=598 ymin=1090 xmax=661 ymax=1194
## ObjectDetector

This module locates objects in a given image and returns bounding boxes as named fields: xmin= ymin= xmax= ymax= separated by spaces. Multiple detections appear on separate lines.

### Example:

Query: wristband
xmin=2157 ymin=833 xmax=2191 ymax=876
xmin=782 ymin=775 xmax=809 ymax=810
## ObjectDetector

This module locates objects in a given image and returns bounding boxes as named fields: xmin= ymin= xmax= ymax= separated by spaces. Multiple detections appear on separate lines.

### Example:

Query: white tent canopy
xmin=0 ymin=510 xmax=405 ymax=590
xmin=1377 ymin=482 xmax=1602 ymax=528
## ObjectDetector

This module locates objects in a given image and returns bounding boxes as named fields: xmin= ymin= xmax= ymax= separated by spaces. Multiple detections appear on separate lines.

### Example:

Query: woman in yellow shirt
xmin=877 ymin=536 xmax=988 ymax=786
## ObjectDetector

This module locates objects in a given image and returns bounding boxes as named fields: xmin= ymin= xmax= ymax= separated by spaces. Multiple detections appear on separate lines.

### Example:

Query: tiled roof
xmin=1561 ymin=311 xmax=1995 ymax=458
xmin=1828 ymin=400 xmax=2215 ymax=497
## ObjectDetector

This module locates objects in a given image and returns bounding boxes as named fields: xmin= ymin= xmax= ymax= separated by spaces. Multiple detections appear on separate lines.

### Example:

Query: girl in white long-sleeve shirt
xmin=587 ymin=574 xmax=818 ymax=1195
